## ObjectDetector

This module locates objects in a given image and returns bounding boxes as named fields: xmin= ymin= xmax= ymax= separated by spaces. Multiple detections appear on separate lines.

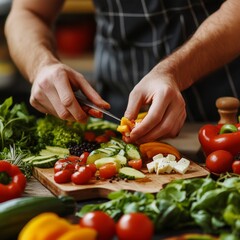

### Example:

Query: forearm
xmin=5 ymin=9 xmax=60 ymax=83
xmin=156 ymin=0 xmax=240 ymax=91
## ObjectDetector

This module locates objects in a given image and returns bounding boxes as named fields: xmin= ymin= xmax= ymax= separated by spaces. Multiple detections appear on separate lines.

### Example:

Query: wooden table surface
xmin=23 ymin=123 xmax=205 ymax=197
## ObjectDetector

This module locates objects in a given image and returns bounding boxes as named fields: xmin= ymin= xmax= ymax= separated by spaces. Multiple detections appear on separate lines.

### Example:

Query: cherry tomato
xmin=128 ymin=159 xmax=142 ymax=170
xmin=54 ymin=169 xmax=72 ymax=183
xmin=84 ymin=131 xmax=96 ymax=142
xmin=99 ymin=163 xmax=117 ymax=179
xmin=206 ymin=150 xmax=234 ymax=174
xmin=95 ymin=134 xmax=110 ymax=143
xmin=232 ymin=160 xmax=240 ymax=174
xmin=54 ymin=161 xmax=76 ymax=173
xmin=71 ymin=166 xmax=92 ymax=185
xmin=79 ymin=211 xmax=116 ymax=240
xmin=104 ymin=130 xmax=117 ymax=138
xmin=79 ymin=152 xmax=90 ymax=164
xmin=86 ymin=163 xmax=97 ymax=176
xmin=116 ymin=213 xmax=154 ymax=240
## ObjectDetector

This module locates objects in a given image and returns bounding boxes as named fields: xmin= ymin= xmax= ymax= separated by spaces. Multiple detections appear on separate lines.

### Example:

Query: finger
xmin=124 ymin=89 xmax=144 ymax=120
xmin=129 ymin=94 xmax=170 ymax=141
xmin=134 ymin=103 xmax=186 ymax=144
xmin=52 ymin=71 xmax=89 ymax=122
xmin=70 ymin=70 xmax=110 ymax=109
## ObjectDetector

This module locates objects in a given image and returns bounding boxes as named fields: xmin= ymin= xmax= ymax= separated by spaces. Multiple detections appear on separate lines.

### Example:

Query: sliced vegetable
xmin=99 ymin=163 xmax=118 ymax=179
xmin=118 ymin=167 xmax=145 ymax=180
xmin=139 ymin=142 xmax=181 ymax=160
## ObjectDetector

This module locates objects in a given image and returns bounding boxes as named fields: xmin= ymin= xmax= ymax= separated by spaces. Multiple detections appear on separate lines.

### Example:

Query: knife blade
xmin=74 ymin=90 xmax=121 ymax=122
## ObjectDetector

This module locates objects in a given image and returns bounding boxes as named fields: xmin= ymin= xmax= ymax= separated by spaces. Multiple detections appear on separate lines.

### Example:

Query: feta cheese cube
xmin=152 ymin=153 xmax=164 ymax=161
xmin=146 ymin=161 xmax=155 ymax=173
xmin=173 ymin=158 xmax=190 ymax=174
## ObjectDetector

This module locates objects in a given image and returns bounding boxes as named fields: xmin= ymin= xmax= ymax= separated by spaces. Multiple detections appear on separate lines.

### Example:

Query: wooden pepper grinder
xmin=216 ymin=97 xmax=240 ymax=124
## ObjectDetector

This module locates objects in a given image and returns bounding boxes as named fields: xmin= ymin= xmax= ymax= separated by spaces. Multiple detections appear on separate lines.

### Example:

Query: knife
xmin=74 ymin=90 xmax=121 ymax=122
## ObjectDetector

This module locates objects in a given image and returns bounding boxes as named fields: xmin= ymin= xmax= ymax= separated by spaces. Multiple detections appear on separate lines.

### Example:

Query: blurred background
xmin=0 ymin=0 xmax=96 ymax=115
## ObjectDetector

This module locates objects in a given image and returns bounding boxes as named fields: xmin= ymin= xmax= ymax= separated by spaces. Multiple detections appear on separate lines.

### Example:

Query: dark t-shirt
xmin=92 ymin=0 xmax=240 ymax=122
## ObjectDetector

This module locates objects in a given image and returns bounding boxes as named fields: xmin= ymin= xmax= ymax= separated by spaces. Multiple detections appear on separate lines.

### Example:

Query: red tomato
xmin=128 ymin=159 xmax=142 ymax=170
xmin=84 ymin=131 xmax=96 ymax=142
xmin=79 ymin=152 xmax=90 ymax=164
xmin=71 ymin=166 xmax=92 ymax=185
xmin=206 ymin=150 xmax=234 ymax=174
xmin=54 ymin=169 xmax=72 ymax=184
xmin=104 ymin=130 xmax=117 ymax=138
xmin=116 ymin=213 xmax=154 ymax=240
xmin=86 ymin=163 xmax=97 ymax=176
xmin=54 ymin=161 xmax=76 ymax=173
xmin=95 ymin=135 xmax=110 ymax=143
xmin=79 ymin=211 xmax=116 ymax=240
xmin=99 ymin=163 xmax=117 ymax=179
xmin=232 ymin=160 xmax=240 ymax=174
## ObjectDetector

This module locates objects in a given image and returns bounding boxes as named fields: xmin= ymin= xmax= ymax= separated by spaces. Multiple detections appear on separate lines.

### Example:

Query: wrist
xmin=154 ymin=53 xmax=193 ymax=91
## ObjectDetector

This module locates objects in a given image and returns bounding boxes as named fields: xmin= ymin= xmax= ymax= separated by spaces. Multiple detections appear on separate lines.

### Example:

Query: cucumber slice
xmin=94 ymin=157 xmax=121 ymax=169
xmin=113 ymin=155 xmax=127 ymax=166
xmin=45 ymin=146 xmax=69 ymax=155
xmin=97 ymin=148 xmax=117 ymax=156
xmin=21 ymin=156 xmax=36 ymax=163
xmin=119 ymin=167 xmax=145 ymax=180
xmin=87 ymin=150 xmax=108 ymax=164
xmin=33 ymin=157 xmax=58 ymax=168
xmin=109 ymin=138 xmax=126 ymax=149
xmin=125 ymin=144 xmax=141 ymax=160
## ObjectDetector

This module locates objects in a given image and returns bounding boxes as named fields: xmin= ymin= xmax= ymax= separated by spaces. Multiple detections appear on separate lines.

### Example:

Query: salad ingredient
xmin=99 ymin=162 xmax=118 ymax=179
xmin=127 ymin=159 xmax=142 ymax=170
xmin=69 ymin=141 xmax=99 ymax=157
xmin=116 ymin=212 xmax=154 ymax=240
xmin=36 ymin=115 xmax=83 ymax=149
xmin=18 ymin=212 xmax=97 ymax=240
xmin=0 ymin=97 xmax=37 ymax=153
xmin=232 ymin=160 xmax=240 ymax=174
xmin=71 ymin=166 xmax=92 ymax=185
xmin=205 ymin=150 xmax=233 ymax=174
xmin=77 ymin=176 xmax=240 ymax=239
xmin=118 ymin=167 xmax=145 ymax=180
xmin=139 ymin=142 xmax=181 ymax=160
xmin=0 ymin=160 xmax=26 ymax=203
xmin=0 ymin=195 xmax=76 ymax=239
xmin=198 ymin=123 xmax=240 ymax=157
xmin=79 ymin=211 xmax=116 ymax=240
xmin=54 ymin=169 xmax=73 ymax=184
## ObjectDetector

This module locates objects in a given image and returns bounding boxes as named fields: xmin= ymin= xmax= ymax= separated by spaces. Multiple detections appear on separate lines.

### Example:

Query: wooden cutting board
xmin=33 ymin=160 xmax=209 ymax=201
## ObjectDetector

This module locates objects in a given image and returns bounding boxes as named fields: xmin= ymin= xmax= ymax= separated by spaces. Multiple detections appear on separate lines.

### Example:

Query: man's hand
xmin=30 ymin=62 xmax=110 ymax=122
xmin=124 ymin=67 xmax=186 ymax=144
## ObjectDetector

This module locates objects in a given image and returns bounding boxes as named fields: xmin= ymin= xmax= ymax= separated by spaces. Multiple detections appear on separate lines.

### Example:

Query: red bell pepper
xmin=198 ymin=123 xmax=240 ymax=157
xmin=0 ymin=161 xmax=26 ymax=203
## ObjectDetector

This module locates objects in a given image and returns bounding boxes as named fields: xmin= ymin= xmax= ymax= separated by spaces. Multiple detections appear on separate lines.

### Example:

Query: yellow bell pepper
xmin=58 ymin=228 xmax=97 ymax=240
xmin=18 ymin=212 xmax=97 ymax=240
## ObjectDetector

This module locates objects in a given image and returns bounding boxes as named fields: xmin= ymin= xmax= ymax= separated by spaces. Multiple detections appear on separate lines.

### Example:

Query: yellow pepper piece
xmin=18 ymin=212 xmax=71 ymax=240
xmin=36 ymin=218 xmax=72 ymax=240
xmin=58 ymin=227 xmax=97 ymax=240
xmin=18 ymin=212 xmax=59 ymax=240
xmin=137 ymin=112 xmax=148 ymax=119
xmin=116 ymin=125 xmax=130 ymax=133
